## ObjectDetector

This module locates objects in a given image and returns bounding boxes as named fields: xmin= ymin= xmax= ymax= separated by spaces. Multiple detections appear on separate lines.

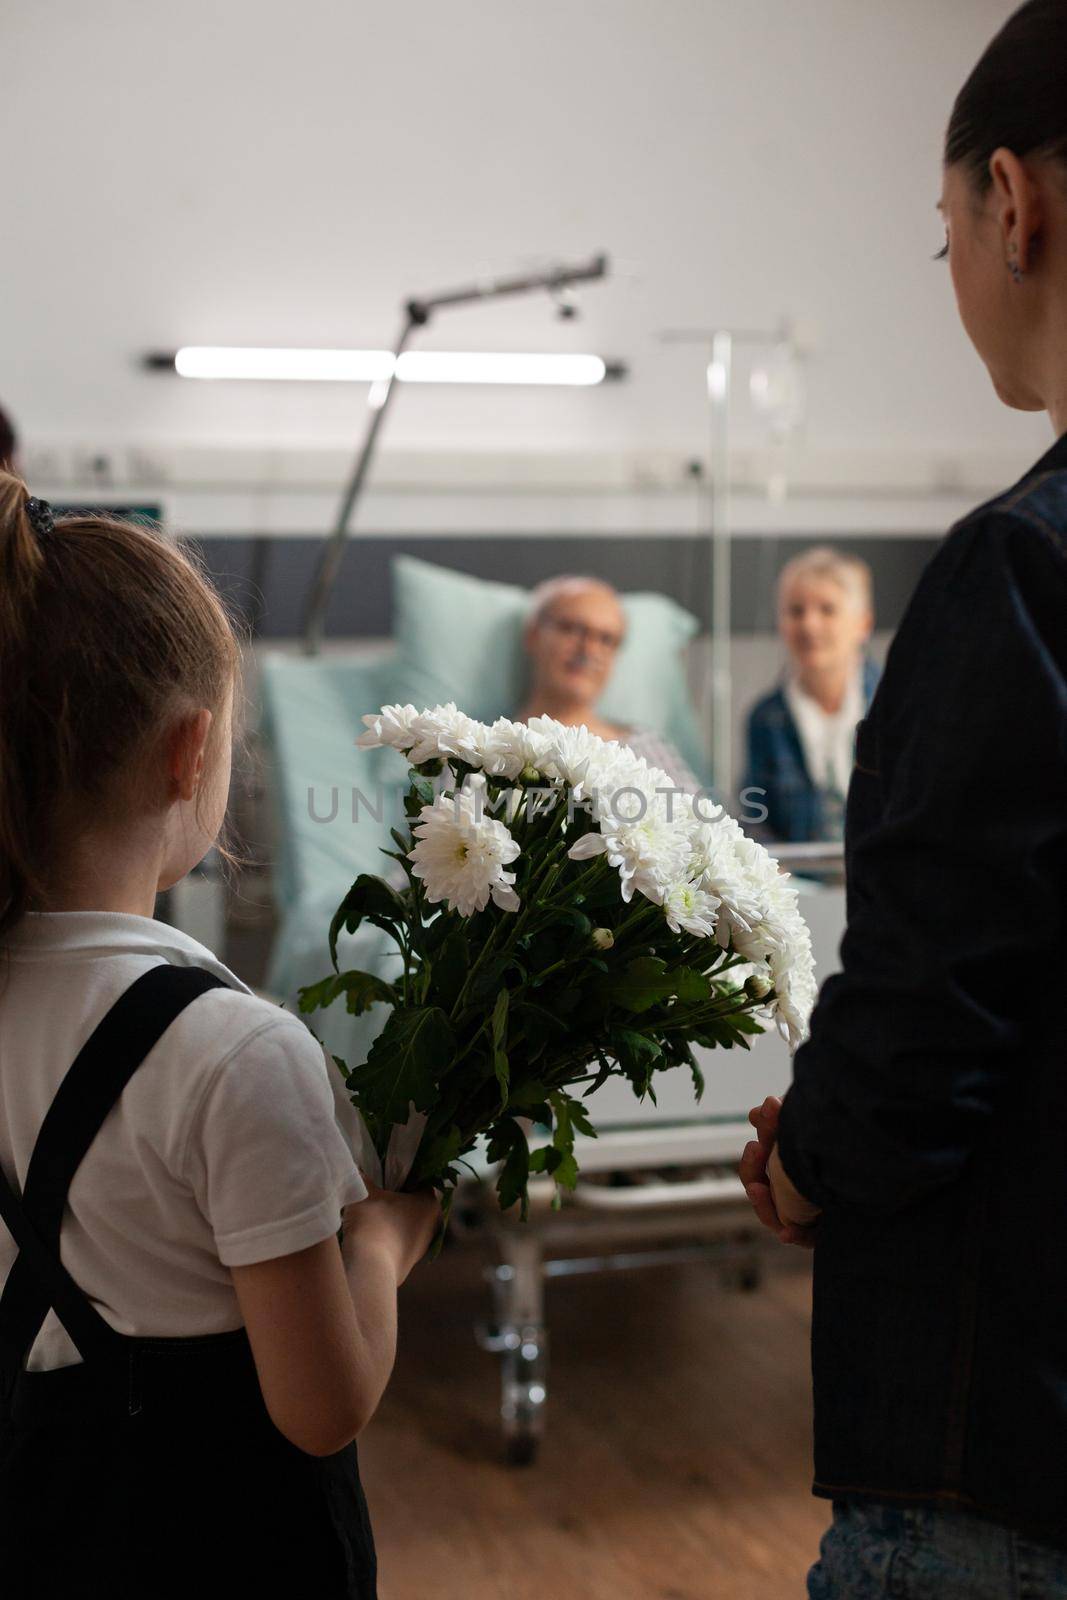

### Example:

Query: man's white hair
xmin=526 ymin=574 xmax=623 ymax=627
xmin=776 ymin=546 xmax=874 ymax=614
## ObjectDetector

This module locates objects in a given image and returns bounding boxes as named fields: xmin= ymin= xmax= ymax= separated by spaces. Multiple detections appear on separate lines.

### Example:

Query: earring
xmin=1008 ymin=248 xmax=1024 ymax=284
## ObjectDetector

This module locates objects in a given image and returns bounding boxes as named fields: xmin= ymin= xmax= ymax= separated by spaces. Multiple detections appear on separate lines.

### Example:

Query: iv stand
xmin=301 ymin=253 xmax=611 ymax=654
xmin=663 ymin=320 xmax=799 ymax=795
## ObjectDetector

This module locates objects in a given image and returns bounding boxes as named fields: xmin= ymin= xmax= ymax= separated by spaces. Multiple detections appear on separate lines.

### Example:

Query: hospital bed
xmin=255 ymin=634 xmax=846 ymax=1463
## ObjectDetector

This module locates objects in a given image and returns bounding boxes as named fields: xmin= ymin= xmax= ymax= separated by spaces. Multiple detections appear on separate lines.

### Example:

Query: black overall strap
xmin=0 ymin=963 xmax=229 ymax=1370
xmin=0 ymin=1161 xmax=120 ymax=1366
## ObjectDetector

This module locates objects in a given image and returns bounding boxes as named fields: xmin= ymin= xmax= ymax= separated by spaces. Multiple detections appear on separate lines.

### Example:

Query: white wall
xmin=3 ymin=0 xmax=1052 ymax=481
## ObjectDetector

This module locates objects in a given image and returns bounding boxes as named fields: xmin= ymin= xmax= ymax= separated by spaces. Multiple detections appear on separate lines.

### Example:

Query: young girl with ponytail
xmin=0 ymin=474 xmax=437 ymax=1598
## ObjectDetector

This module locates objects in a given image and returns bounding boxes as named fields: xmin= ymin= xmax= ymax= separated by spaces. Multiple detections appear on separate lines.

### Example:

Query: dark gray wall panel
xmin=190 ymin=532 xmax=942 ymax=641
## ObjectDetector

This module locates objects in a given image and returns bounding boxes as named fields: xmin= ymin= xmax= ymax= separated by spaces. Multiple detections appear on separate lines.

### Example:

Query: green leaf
xmin=486 ymin=1120 xmax=530 ymax=1218
xmin=533 ymin=906 xmax=593 ymax=940
xmin=582 ymin=1054 xmax=614 ymax=1098
xmin=491 ymin=988 xmax=509 ymax=1049
xmin=660 ymin=1037 xmax=705 ymax=1100
xmin=298 ymin=969 xmax=396 ymax=1017
xmin=423 ymin=911 xmax=456 ymax=954
xmin=485 ymin=1120 xmax=520 ymax=1164
xmin=489 ymin=988 xmax=511 ymax=1108
xmin=377 ymin=848 xmax=409 ymax=867
xmin=604 ymin=956 xmax=676 ymax=1013
xmin=691 ymin=1015 xmax=762 ymax=1050
xmin=510 ymin=1002 xmax=568 ymax=1043
xmin=328 ymin=874 xmax=408 ymax=969
xmin=552 ymin=1151 xmax=579 ymax=1190
xmin=470 ymin=955 xmax=525 ymax=1005
xmin=493 ymin=1048 xmax=510 ymax=1106
xmin=354 ymin=1006 xmax=453 ymax=1124
xmin=600 ymin=958 xmax=711 ymax=1014
xmin=432 ymin=929 xmax=469 ymax=1010
xmin=411 ymin=1123 xmax=463 ymax=1184
xmin=672 ymin=966 xmax=712 ymax=1004
xmin=549 ymin=1089 xmax=596 ymax=1160
xmin=613 ymin=1028 xmax=663 ymax=1095
xmin=552 ymin=989 xmax=582 ymax=1014
xmin=407 ymin=770 xmax=436 ymax=805
xmin=297 ymin=974 xmax=343 ymax=1014
xmin=508 ymin=1078 xmax=553 ymax=1111
xmin=343 ymin=972 xmax=397 ymax=1016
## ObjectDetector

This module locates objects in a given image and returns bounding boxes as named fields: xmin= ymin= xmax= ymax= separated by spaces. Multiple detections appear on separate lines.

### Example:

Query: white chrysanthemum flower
xmin=726 ymin=869 xmax=816 ymax=1049
xmin=764 ymin=884 xmax=817 ymax=1049
xmin=685 ymin=817 xmax=767 ymax=948
xmin=580 ymin=748 xmax=665 ymax=824
xmin=678 ymin=802 xmax=816 ymax=1043
xmin=406 ymin=703 xmax=488 ymax=766
xmin=408 ymin=773 xmax=521 ymax=917
xmin=527 ymin=716 xmax=601 ymax=791
xmin=568 ymin=795 xmax=693 ymax=906
xmin=477 ymin=717 xmax=552 ymax=781
xmin=772 ymin=949 xmax=817 ymax=1050
xmin=663 ymin=880 xmax=721 ymax=939
xmin=357 ymin=703 xmax=420 ymax=752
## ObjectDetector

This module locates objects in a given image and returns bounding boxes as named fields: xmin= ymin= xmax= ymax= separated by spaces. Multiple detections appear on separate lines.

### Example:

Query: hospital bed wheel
xmin=717 ymin=1263 xmax=763 ymax=1292
xmin=505 ymin=1429 xmax=539 ymax=1467
xmin=720 ymin=1261 xmax=762 ymax=1292
xmin=500 ymin=1345 xmax=547 ymax=1467
xmin=481 ymin=1243 xmax=548 ymax=1465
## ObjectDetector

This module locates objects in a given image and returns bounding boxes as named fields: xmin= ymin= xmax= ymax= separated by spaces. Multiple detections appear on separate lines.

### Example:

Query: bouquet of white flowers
xmin=300 ymin=704 xmax=816 ymax=1218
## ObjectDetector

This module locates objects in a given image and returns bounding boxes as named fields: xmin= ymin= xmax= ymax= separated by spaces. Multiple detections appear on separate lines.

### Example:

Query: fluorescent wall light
xmin=173 ymin=347 xmax=395 ymax=381
xmin=395 ymin=351 xmax=606 ymax=386
xmin=165 ymin=347 xmax=611 ymax=386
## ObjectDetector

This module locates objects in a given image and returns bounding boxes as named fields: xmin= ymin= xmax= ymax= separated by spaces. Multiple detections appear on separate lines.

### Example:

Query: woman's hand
xmin=740 ymin=1095 xmax=820 ymax=1249
xmin=342 ymin=1174 xmax=441 ymax=1285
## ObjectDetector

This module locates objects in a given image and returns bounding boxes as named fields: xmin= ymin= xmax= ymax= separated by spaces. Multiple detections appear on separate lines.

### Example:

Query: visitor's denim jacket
xmin=743 ymin=658 xmax=881 ymax=842
xmin=777 ymin=432 xmax=1067 ymax=1543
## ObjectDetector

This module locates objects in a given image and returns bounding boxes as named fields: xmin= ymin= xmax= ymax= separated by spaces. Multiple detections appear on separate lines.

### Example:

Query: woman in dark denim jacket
xmin=741 ymin=4 xmax=1067 ymax=1595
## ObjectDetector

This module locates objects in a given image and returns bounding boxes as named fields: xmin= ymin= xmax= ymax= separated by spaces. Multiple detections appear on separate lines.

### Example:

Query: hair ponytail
xmin=0 ymin=474 xmax=47 ymax=631
xmin=0 ymin=477 xmax=53 ymax=934
xmin=946 ymin=1 xmax=1067 ymax=189
xmin=0 ymin=470 xmax=241 ymax=941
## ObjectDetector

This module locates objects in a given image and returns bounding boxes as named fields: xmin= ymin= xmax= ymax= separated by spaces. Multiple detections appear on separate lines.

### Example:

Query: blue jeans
xmin=807 ymin=1500 xmax=1067 ymax=1599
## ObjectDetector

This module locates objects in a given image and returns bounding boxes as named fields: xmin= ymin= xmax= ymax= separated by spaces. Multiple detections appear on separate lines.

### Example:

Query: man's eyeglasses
xmin=545 ymin=616 xmax=624 ymax=653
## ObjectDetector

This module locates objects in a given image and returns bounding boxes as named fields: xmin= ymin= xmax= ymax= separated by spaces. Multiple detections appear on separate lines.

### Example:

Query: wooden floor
xmin=361 ymin=1246 xmax=827 ymax=1600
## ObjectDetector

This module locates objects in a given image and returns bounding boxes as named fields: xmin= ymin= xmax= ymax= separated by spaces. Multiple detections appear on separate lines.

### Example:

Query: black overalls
xmin=0 ymin=964 xmax=378 ymax=1599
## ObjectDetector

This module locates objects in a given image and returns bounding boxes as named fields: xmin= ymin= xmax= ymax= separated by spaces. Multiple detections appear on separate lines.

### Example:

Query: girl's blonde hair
xmin=776 ymin=546 xmax=874 ymax=615
xmin=0 ymin=472 xmax=242 ymax=941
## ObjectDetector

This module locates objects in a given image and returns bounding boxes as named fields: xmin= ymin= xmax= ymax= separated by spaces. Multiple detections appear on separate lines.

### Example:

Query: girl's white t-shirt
xmin=0 ymin=910 xmax=367 ymax=1372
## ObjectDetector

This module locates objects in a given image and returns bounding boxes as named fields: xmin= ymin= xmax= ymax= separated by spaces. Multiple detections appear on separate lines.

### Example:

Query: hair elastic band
xmin=25 ymin=497 xmax=56 ymax=538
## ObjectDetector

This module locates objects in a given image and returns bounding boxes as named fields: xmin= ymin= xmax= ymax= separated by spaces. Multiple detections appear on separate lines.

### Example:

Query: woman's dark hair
xmin=0 ymin=472 xmax=243 ymax=940
xmin=946 ymin=0 xmax=1067 ymax=189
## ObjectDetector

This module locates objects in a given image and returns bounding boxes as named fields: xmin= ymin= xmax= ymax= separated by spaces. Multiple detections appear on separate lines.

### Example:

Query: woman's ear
xmin=988 ymin=146 xmax=1043 ymax=272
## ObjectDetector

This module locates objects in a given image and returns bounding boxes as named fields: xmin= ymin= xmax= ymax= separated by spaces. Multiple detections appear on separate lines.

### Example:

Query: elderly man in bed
xmin=514 ymin=575 xmax=703 ymax=793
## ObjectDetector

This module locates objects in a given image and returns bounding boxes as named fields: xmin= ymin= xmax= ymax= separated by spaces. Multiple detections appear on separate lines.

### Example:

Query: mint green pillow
xmin=387 ymin=555 xmax=710 ymax=783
